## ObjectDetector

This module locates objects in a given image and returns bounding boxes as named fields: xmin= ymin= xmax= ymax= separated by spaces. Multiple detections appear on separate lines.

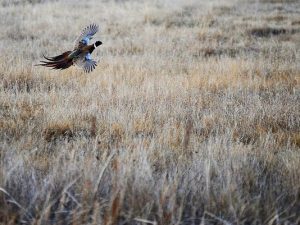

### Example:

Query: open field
xmin=0 ymin=0 xmax=299 ymax=224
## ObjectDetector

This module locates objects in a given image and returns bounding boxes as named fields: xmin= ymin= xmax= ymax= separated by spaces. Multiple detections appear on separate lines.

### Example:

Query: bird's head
xmin=95 ymin=41 xmax=102 ymax=47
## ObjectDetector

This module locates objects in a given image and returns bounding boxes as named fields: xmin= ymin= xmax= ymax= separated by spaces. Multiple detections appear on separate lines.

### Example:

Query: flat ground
xmin=0 ymin=0 xmax=299 ymax=224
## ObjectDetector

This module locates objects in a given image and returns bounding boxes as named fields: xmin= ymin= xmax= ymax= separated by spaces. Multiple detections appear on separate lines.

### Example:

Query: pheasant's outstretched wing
xmin=74 ymin=24 xmax=99 ymax=49
xmin=74 ymin=53 xmax=97 ymax=73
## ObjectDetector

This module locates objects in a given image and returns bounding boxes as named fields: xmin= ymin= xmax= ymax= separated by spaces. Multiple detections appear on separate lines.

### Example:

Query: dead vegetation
xmin=0 ymin=0 xmax=299 ymax=224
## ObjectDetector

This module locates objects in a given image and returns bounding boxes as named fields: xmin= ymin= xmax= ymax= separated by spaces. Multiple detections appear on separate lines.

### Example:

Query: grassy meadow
xmin=0 ymin=0 xmax=300 ymax=224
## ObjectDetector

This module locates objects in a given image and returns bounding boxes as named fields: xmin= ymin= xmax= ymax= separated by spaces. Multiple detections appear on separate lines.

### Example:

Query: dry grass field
xmin=0 ymin=0 xmax=300 ymax=224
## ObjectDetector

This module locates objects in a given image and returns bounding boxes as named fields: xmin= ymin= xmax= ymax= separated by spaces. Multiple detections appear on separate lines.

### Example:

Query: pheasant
xmin=37 ymin=24 xmax=102 ymax=73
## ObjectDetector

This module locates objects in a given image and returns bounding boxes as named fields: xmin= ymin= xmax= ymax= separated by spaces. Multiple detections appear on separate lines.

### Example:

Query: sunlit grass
xmin=0 ymin=0 xmax=299 ymax=224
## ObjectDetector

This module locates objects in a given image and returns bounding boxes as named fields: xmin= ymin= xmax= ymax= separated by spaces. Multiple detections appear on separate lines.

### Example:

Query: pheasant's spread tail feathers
xmin=36 ymin=51 xmax=73 ymax=70
xmin=42 ymin=51 xmax=71 ymax=61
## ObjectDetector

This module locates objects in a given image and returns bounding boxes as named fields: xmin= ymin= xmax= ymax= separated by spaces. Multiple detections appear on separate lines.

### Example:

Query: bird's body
xmin=37 ymin=24 xmax=102 ymax=73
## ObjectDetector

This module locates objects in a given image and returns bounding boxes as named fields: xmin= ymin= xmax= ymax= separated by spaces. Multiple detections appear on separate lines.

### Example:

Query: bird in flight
xmin=37 ymin=24 xmax=102 ymax=73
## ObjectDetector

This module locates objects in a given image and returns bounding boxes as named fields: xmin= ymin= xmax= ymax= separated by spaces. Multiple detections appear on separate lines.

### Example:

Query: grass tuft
xmin=0 ymin=0 xmax=299 ymax=224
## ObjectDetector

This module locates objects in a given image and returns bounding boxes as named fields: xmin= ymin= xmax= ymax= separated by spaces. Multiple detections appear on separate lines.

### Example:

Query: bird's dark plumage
xmin=36 ymin=24 xmax=102 ymax=73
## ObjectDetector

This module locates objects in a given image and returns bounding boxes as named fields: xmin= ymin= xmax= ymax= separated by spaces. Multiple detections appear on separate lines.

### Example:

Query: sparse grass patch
xmin=248 ymin=26 xmax=299 ymax=38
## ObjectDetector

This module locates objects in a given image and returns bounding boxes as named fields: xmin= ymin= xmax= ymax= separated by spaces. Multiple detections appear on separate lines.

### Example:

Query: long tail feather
xmin=36 ymin=60 xmax=73 ymax=69
xmin=43 ymin=51 xmax=72 ymax=62
xmin=35 ymin=51 xmax=73 ymax=70
xmin=42 ymin=54 xmax=57 ymax=61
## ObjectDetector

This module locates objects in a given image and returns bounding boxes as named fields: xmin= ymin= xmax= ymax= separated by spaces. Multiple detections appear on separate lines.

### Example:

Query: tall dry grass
xmin=0 ymin=0 xmax=299 ymax=224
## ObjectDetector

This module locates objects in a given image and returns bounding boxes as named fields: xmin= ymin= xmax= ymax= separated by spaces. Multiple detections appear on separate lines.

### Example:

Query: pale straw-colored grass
xmin=0 ymin=0 xmax=299 ymax=224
